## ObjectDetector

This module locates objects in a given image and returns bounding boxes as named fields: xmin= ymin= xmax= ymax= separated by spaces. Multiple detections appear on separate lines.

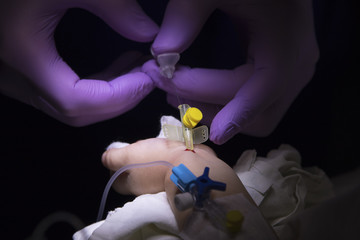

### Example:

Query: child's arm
xmin=102 ymin=138 xmax=254 ymax=229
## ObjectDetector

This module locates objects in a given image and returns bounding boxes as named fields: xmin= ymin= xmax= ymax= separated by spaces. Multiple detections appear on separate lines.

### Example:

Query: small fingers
xmin=101 ymin=147 xmax=129 ymax=172
xmin=101 ymin=139 xmax=183 ymax=195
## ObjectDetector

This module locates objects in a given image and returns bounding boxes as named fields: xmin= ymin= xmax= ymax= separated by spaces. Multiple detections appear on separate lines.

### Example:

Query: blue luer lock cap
xmin=170 ymin=164 xmax=197 ymax=192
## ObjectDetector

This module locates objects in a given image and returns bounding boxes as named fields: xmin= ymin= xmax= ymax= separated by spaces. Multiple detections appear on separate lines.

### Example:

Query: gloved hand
xmin=0 ymin=0 xmax=159 ymax=126
xmin=143 ymin=0 xmax=319 ymax=144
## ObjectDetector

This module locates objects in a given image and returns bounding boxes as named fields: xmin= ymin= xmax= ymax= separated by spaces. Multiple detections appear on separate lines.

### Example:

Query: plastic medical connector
xmin=156 ymin=53 xmax=180 ymax=79
xmin=201 ymin=199 xmax=243 ymax=235
xmin=182 ymin=107 xmax=203 ymax=129
xmin=170 ymin=164 xmax=197 ymax=192
xmin=193 ymin=167 xmax=226 ymax=208
xmin=171 ymin=164 xmax=226 ymax=209
xmin=181 ymin=193 xmax=277 ymax=239
xmin=163 ymin=104 xmax=208 ymax=151
xmin=179 ymin=104 xmax=195 ymax=150
xmin=202 ymin=198 xmax=228 ymax=232
xmin=162 ymin=104 xmax=208 ymax=151
xmin=172 ymin=164 xmax=236 ymax=235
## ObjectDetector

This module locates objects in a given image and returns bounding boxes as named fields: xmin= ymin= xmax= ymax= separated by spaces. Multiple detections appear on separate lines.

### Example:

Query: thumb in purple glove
xmin=0 ymin=0 xmax=159 ymax=126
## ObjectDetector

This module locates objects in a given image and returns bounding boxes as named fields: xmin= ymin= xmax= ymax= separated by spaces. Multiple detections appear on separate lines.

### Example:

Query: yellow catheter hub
xmin=161 ymin=104 xmax=208 ymax=151
xmin=182 ymin=107 xmax=203 ymax=129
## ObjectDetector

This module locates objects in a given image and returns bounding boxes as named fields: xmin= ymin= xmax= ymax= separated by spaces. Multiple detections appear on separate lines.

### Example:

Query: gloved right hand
xmin=0 ymin=0 xmax=159 ymax=126
xmin=144 ymin=0 xmax=319 ymax=144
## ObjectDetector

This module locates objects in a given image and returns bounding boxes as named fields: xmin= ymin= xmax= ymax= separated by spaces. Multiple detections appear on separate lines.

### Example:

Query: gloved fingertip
xmin=141 ymin=59 xmax=158 ymax=73
xmin=135 ymin=21 xmax=159 ymax=42
xmin=117 ymin=72 xmax=155 ymax=95
xmin=210 ymin=123 xmax=238 ymax=145
xmin=140 ymin=73 xmax=156 ymax=91
xmin=142 ymin=60 xmax=172 ymax=88
xmin=150 ymin=45 xmax=182 ymax=57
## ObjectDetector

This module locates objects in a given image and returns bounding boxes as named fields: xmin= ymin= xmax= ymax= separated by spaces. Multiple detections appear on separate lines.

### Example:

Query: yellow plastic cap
xmin=182 ymin=107 xmax=203 ymax=129
xmin=225 ymin=210 xmax=244 ymax=234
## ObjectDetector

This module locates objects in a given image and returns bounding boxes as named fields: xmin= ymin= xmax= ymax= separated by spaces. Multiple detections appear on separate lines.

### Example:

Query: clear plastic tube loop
xmin=97 ymin=161 xmax=175 ymax=221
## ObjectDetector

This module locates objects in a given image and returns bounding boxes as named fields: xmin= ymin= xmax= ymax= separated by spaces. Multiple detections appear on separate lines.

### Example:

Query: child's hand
xmin=101 ymin=138 xmax=236 ymax=195
xmin=101 ymin=138 xmax=250 ymax=227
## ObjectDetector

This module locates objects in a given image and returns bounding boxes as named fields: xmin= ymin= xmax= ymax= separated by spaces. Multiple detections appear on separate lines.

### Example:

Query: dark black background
xmin=0 ymin=0 xmax=358 ymax=239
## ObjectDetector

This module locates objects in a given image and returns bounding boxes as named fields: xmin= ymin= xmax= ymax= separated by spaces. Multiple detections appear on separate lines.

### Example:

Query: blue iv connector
xmin=170 ymin=164 xmax=226 ymax=208
xmin=170 ymin=164 xmax=197 ymax=192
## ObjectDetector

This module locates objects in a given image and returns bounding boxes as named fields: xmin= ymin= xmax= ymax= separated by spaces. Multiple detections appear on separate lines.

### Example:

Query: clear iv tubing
xmin=96 ymin=160 xmax=175 ymax=222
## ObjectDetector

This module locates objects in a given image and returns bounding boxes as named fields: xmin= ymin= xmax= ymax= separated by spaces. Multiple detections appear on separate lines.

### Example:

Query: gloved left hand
xmin=0 ymin=0 xmax=159 ymax=126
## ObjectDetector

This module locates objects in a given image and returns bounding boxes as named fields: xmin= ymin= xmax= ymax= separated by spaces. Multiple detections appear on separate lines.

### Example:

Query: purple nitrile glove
xmin=144 ymin=0 xmax=319 ymax=144
xmin=0 ymin=0 xmax=159 ymax=126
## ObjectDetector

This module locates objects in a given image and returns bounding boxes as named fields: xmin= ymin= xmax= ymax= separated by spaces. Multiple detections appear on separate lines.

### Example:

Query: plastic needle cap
xmin=157 ymin=53 xmax=180 ymax=79
xmin=183 ymin=107 xmax=203 ymax=129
